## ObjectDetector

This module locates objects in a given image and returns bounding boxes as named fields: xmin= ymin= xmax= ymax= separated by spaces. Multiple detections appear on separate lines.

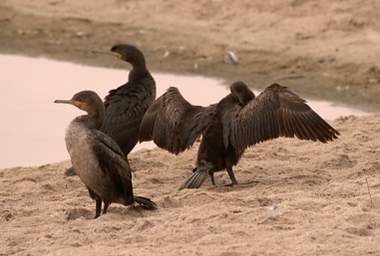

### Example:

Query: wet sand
xmin=1 ymin=0 xmax=380 ymax=111
xmin=1 ymin=115 xmax=380 ymax=255
xmin=0 ymin=54 xmax=369 ymax=169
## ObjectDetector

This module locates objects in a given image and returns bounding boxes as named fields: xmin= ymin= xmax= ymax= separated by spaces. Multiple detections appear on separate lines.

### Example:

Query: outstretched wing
xmin=139 ymin=87 xmax=216 ymax=154
xmin=101 ymin=79 xmax=155 ymax=154
xmin=90 ymin=130 xmax=134 ymax=201
xmin=229 ymin=83 xmax=340 ymax=151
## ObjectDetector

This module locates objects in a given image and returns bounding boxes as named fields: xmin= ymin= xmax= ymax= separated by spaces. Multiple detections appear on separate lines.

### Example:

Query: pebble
xmin=224 ymin=51 xmax=239 ymax=65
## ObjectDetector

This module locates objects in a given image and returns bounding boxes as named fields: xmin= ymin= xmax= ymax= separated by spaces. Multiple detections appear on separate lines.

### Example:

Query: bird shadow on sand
xmin=65 ymin=204 xmax=151 ymax=221
xmin=207 ymin=179 xmax=260 ymax=193
xmin=65 ymin=207 xmax=94 ymax=220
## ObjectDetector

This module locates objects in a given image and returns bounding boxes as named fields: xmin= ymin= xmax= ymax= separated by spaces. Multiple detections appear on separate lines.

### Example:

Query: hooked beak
xmin=111 ymin=52 xmax=122 ymax=59
xmin=91 ymin=50 xmax=122 ymax=59
xmin=54 ymin=99 xmax=85 ymax=109
xmin=54 ymin=99 xmax=75 ymax=105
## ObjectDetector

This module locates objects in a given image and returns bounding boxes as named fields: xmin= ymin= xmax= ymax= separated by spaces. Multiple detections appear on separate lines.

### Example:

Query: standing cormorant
xmin=139 ymin=82 xmax=340 ymax=189
xmin=101 ymin=44 xmax=156 ymax=155
xmin=56 ymin=90 xmax=156 ymax=218
xmin=65 ymin=44 xmax=156 ymax=177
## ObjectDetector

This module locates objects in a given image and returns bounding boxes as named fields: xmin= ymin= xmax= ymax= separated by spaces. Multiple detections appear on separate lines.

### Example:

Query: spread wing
xmin=101 ymin=80 xmax=155 ymax=154
xmin=139 ymin=87 xmax=216 ymax=154
xmin=90 ymin=130 xmax=133 ymax=201
xmin=228 ymin=83 xmax=340 ymax=151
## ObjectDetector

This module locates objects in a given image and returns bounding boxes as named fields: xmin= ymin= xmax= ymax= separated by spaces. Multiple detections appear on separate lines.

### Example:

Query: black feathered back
xmin=100 ymin=44 xmax=156 ymax=155
xmin=139 ymin=87 xmax=216 ymax=154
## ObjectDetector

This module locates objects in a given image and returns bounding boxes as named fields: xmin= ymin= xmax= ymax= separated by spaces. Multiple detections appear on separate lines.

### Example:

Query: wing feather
xmin=101 ymin=79 xmax=155 ymax=154
xmin=230 ymin=83 xmax=340 ymax=151
xmin=139 ymin=87 xmax=216 ymax=154
xmin=90 ymin=130 xmax=133 ymax=201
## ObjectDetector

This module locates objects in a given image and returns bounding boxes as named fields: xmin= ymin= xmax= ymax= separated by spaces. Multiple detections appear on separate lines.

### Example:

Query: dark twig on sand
xmin=365 ymin=177 xmax=374 ymax=208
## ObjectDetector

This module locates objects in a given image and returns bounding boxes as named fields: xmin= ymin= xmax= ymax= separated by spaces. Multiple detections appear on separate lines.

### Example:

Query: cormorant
xmin=139 ymin=82 xmax=340 ymax=189
xmin=101 ymin=44 xmax=156 ymax=155
xmin=65 ymin=44 xmax=156 ymax=177
xmin=55 ymin=90 xmax=157 ymax=218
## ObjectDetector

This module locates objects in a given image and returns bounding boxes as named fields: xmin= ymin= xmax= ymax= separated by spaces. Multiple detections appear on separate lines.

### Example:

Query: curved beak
xmin=54 ymin=99 xmax=75 ymax=105
xmin=112 ymin=52 xmax=122 ymax=59
xmin=54 ymin=99 xmax=86 ymax=111
xmin=91 ymin=50 xmax=122 ymax=59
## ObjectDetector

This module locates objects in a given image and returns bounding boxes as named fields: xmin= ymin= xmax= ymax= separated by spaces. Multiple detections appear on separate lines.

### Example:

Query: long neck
xmin=233 ymin=90 xmax=254 ymax=106
xmin=128 ymin=58 xmax=149 ymax=81
xmin=77 ymin=105 xmax=105 ymax=130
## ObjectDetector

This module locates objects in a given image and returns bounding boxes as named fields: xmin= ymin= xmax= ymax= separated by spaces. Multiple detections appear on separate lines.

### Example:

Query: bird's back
xmin=101 ymin=75 xmax=156 ymax=155
xmin=197 ymin=94 xmax=242 ymax=170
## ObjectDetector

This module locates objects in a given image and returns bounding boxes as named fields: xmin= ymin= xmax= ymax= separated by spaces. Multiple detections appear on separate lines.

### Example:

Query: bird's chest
xmin=65 ymin=123 xmax=98 ymax=177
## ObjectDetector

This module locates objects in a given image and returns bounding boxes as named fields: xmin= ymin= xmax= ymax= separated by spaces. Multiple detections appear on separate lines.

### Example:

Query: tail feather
xmin=134 ymin=196 xmax=157 ymax=210
xmin=180 ymin=169 xmax=208 ymax=189
xmin=64 ymin=166 xmax=77 ymax=177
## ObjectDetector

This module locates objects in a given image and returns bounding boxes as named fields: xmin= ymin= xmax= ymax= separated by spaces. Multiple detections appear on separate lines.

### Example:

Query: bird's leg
xmin=87 ymin=188 xmax=97 ymax=199
xmin=225 ymin=167 xmax=238 ymax=186
xmin=95 ymin=198 xmax=102 ymax=219
xmin=209 ymin=172 xmax=216 ymax=186
xmin=103 ymin=202 xmax=110 ymax=215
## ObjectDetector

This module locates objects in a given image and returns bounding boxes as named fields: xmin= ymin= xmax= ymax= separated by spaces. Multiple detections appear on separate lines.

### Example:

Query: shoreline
xmin=1 ymin=2 xmax=380 ymax=112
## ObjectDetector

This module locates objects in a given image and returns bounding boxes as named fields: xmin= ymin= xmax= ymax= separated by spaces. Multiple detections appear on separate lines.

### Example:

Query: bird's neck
xmin=129 ymin=61 xmax=149 ymax=81
xmin=233 ymin=90 xmax=255 ymax=106
xmin=76 ymin=108 xmax=104 ymax=130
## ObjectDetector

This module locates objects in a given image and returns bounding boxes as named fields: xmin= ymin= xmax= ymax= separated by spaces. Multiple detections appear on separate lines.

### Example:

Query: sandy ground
xmin=1 ymin=0 xmax=380 ymax=111
xmin=1 ymin=115 xmax=380 ymax=255
xmin=1 ymin=1 xmax=380 ymax=255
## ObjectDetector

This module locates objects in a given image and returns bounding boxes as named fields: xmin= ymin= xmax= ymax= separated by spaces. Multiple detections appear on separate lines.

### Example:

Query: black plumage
xmin=101 ymin=44 xmax=156 ymax=156
xmin=139 ymin=87 xmax=216 ymax=154
xmin=139 ymin=82 xmax=340 ymax=189
xmin=64 ymin=44 xmax=156 ymax=177
xmin=55 ymin=91 xmax=156 ymax=218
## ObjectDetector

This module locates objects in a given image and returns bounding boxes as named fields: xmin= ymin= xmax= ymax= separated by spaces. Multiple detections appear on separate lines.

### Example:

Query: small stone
xmin=270 ymin=204 xmax=278 ymax=210
xmin=163 ymin=50 xmax=170 ymax=58
xmin=75 ymin=31 xmax=86 ymax=37
xmin=224 ymin=51 xmax=239 ymax=65
xmin=16 ymin=29 xmax=26 ymax=35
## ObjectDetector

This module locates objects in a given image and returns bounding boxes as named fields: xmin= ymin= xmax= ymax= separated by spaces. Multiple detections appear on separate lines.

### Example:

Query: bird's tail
xmin=64 ymin=166 xmax=77 ymax=177
xmin=133 ymin=196 xmax=157 ymax=210
xmin=180 ymin=168 xmax=208 ymax=189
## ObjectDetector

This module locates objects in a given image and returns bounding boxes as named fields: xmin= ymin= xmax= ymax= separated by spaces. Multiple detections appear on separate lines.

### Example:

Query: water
xmin=0 ymin=55 xmax=370 ymax=168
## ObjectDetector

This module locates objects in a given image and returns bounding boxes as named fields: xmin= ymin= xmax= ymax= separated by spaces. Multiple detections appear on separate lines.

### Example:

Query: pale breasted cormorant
xmin=56 ymin=90 xmax=157 ymax=218
xmin=65 ymin=44 xmax=156 ymax=177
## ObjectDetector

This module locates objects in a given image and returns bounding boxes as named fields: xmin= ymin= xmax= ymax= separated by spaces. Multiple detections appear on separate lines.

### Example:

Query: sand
xmin=1 ymin=1 xmax=380 ymax=255
xmin=1 ymin=115 xmax=380 ymax=255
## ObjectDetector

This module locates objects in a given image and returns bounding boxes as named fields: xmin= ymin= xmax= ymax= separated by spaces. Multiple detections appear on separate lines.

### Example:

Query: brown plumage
xmin=65 ymin=44 xmax=156 ymax=177
xmin=140 ymin=82 xmax=340 ymax=189
xmin=56 ymin=91 xmax=157 ymax=218
xmin=139 ymin=87 xmax=216 ymax=155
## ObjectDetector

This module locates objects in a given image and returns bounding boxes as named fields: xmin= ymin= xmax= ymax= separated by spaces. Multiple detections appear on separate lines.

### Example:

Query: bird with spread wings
xmin=139 ymin=81 xmax=340 ymax=189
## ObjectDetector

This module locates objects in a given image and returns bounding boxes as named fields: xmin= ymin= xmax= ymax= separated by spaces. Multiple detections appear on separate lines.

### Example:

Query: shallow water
xmin=0 ymin=55 xmax=370 ymax=168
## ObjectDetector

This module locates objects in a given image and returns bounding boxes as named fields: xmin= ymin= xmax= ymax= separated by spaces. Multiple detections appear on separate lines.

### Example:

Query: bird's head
xmin=54 ymin=90 xmax=104 ymax=116
xmin=230 ymin=81 xmax=255 ymax=105
xmin=110 ymin=44 xmax=145 ymax=65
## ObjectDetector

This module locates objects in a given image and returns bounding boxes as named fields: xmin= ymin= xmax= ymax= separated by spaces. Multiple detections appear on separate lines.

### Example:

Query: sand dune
xmin=1 ymin=115 xmax=379 ymax=255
